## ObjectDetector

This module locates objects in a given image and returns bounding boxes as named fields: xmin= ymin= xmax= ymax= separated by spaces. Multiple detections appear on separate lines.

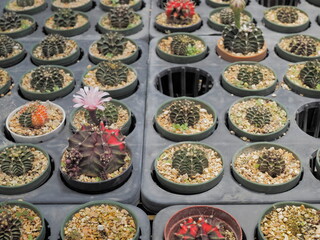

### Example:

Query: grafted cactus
xmin=40 ymin=34 xmax=67 ymax=58
xmin=53 ymin=8 xmax=77 ymax=28
xmin=0 ymin=211 xmax=21 ymax=240
xmin=165 ymin=0 xmax=196 ymax=25
xmin=220 ymin=8 xmax=235 ymax=25
xmin=170 ymin=35 xmax=194 ymax=56
xmin=246 ymin=106 xmax=271 ymax=128
xmin=172 ymin=147 xmax=208 ymax=177
xmin=299 ymin=60 xmax=320 ymax=89
xmin=0 ymin=35 xmax=15 ymax=58
xmin=0 ymin=145 xmax=34 ymax=176
xmin=85 ymin=102 xmax=119 ymax=126
xmin=169 ymin=100 xmax=200 ymax=127
xmin=0 ymin=12 xmax=22 ymax=31
xmin=237 ymin=66 xmax=263 ymax=85
xmin=287 ymin=35 xmax=317 ymax=57
xmin=276 ymin=7 xmax=298 ymax=24
xmin=257 ymin=149 xmax=285 ymax=178
xmin=61 ymin=0 xmax=76 ymax=3
xmin=109 ymin=6 xmax=135 ymax=29
xmin=18 ymin=102 xmax=48 ymax=128
xmin=95 ymin=60 xmax=129 ymax=87
xmin=30 ymin=66 xmax=64 ymax=93
xmin=96 ymin=32 xmax=126 ymax=57
xmin=16 ymin=0 xmax=35 ymax=7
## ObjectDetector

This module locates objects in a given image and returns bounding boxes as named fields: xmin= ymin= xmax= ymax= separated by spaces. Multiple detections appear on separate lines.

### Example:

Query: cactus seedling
xmin=109 ymin=6 xmax=135 ymax=29
xmin=18 ymin=102 xmax=48 ymax=129
xmin=169 ymin=100 xmax=200 ymax=127
xmin=257 ymin=149 xmax=285 ymax=178
xmin=246 ymin=106 xmax=271 ymax=128
xmin=0 ymin=12 xmax=22 ymax=32
xmin=220 ymin=8 xmax=235 ymax=25
xmin=299 ymin=60 xmax=320 ymax=89
xmin=276 ymin=7 xmax=299 ymax=24
xmin=0 ymin=35 xmax=15 ymax=58
xmin=165 ymin=0 xmax=196 ymax=25
xmin=85 ymin=102 xmax=119 ymax=126
xmin=0 ymin=211 xmax=21 ymax=240
xmin=237 ymin=66 xmax=263 ymax=85
xmin=30 ymin=66 xmax=64 ymax=93
xmin=96 ymin=32 xmax=126 ymax=57
xmin=53 ymin=8 xmax=77 ymax=28
xmin=16 ymin=0 xmax=35 ymax=7
xmin=95 ymin=60 xmax=129 ymax=87
xmin=40 ymin=34 xmax=67 ymax=58
xmin=287 ymin=35 xmax=317 ymax=57
xmin=170 ymin=35 xmax=196 ymax=56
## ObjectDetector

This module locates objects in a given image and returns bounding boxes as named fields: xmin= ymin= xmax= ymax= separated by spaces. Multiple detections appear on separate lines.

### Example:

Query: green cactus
xmin=287 ymin=35 xmax=317 ymax=57
xmin=16 ymin=0 xmax=35 ymax=7
xmin=170 ymin=35 xmax=195 ymax=56
xmin=222 ymin=22 xmax=265 ymax=55
xmin=257 ymin=149 xmax=285 ymax=178
xmin=220 ymin=8 xmax=235 ymax=25
xmin=18 ymin=102 xmax=48 ymax=129
xmin=53 ymin=8 xmax=77 ymax=28
xmin=85 ymin=102 xmax=119 ymax=126
xmin=0 ymin=211 xmax=21 ymax=240
xmin=109 ymin=6 xmax=135 ymax=29
xmin=172 ymin=147 xmax=208 ymax=178
xmin=95 ymin=60 xmax=129 ymax=87
xmin=0 ymin=35 xmax=15 ymax=58
xmin=0 ymin=12 xmax=22 ymax=32
xmin=276 ymin=7 xmax=299 ymax=24
xmin=237 ymin=66 xmax=263 ymax=85
xmin=169 ymin=100 xmax=200 ymax=127
xmin=61 ymin=0 xmax=76 ymax=3
xmin=96 ymin=32 xmax=126 ymax=57
xmin=0 ymin=145 xmax=34 ymax=177
xmin=299 ymin=60 xmax=320 ymax=89
xmin=30 ymin=66 xmax=64 ymax=93
xmin=246 ymin=106 xmax=271 ymax=128
xmin=40 ymin=34 xmax=67 ymax=58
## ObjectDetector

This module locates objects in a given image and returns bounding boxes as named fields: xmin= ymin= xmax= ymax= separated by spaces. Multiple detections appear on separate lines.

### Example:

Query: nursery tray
xmin=152 ymin=204 xmax=320 ymax=240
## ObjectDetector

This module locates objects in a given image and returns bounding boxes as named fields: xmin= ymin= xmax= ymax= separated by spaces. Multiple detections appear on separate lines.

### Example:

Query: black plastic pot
xmin=99 ymin=0 xmax=143 ymax=11
xmin=256 ymin=0 xmax=300 ymax=7
xmin=51 ymin=0 xmax=93 ymax=11
xmin=263 ymin=6 xmax=309 ymax=33
xmin=0 ymin=15 xmax=36 ymax=39
xmin=156 ymin=33 xmax=208 ymax=64
xmin=44 ymin=12 xmax=90 ymax=37
xmin=154 ymin=97 xmax=218 ymax=141
xmin=276 ymin=35 xmax=320 ymax=62
xmin=232 ymin=142 xmax=302 ymax=194
xmin=4 ymin=0 xmax=47 ymax=15
xmin=0 ymin=70 xmax=11 ymax=96
xmin=307 ymin=0 xmax=320 ymax=6
xmin=0 ymin=144 xmax=51 ymax=195
xmin=0 ymin=41 xmax=26 ymax=68
xmin=316 ymin=148 xmax=320 ymax=179
xmin=154 ymin=142 xmax=224 ymax=194
xmin=221 ymin=61 xmax=278 ymax=97
xmin=19 ymin=65 xmax=75 ymax=101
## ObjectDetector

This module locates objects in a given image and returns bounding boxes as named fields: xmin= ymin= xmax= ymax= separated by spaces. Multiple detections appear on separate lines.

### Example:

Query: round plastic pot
xmin=81 ymin=65 xmax=138 ymax=99
xmin=99 ymin=0 xmax=143 ymax=11
xmin=0 ymin=75 xmax=11 ymax=96
xmin=208 ymin=8 xmax=253 ymax=32
xmin=216 ymin=38 xmax=268 ymax=62
xmin=0 ymin=144 xmax=51 ymax=195
xmin=315 ymin=148 xmax=320 ymax=179
xmin=69 ymin=99 xmax=132 ymax=135
xmin=6 ymin=101 xmax=66 ymax=143
xmin=263 ymin=6 xmax=309 ymax=33
xmin=97 ymin=13 xmax=143 ymax=36
xmin=44 ymin=12 xmax=90 ymax=37
xmin=31 ymin=43 xmax=80 ymax=66
xmin=154 ymin=13 xmax=202 ymax=33
xmin=0 ymin=42 xmax=26 ymax=68
xmin=154 ymin=142 xmax=224 ymax=194
xmin=232 ymin=142 xmax=302 ymax=194
xmin=156 ymin=33 xmax=208 ymax=64
xmin=307 ymin=0 xmax=320 ymax=6
xmin=275 ymin=35 xmax=320 ymax=62
xmin=51 ymin=0 xmax=93 ymax=11
xmin=154 ymin=97 xmax=218 ymax=142
xmin=164 ymin=205 xmax=243 ymax=240
xmin=1 ymin=15 xmax=36 ymax=39
xmin=221 ymin=61 xmax=278 ymax=97
xmin=256 ymin=0 xmax=300 ymax=7
xmin=60 ymin=200 xmax=140 ymax=240
xmin=89 ymin=39 xmax=139 ymax=65
xmin=257 ymin=201 xmax=319 ymax=240
xmin=4 ymin=0 xmax=47 ymax=15
xmin=228 ymin=96 xmax=290 ymax=141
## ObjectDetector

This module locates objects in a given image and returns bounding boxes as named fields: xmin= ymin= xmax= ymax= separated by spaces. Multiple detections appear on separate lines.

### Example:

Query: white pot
xmin=6 ymin=101 xmax=66 ymax=143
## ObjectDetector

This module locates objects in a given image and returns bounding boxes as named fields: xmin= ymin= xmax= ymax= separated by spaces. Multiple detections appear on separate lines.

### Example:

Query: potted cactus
xmin=216 ymin=0 xmax=267 ymax=62
xmin=0 ymin=35 xmax=26 ymax=68
xmin=164 ymin=206 xmax=243 ymax=240
xmin=154 ymin=142 xmax=224 ymax=194
xmin=61 ymin=200 xmax=139 ymax=240
xmin=19 ymin=65 xmax=75 ymax=101
xmin=31 ymin=34 xmax=80 ymax=66
xmin=0 ymin=144 xmax=51 ymax=194
xmin=0 ymin=68 xmax=12 ymax=96
xmin=155 ymin=0 xmax=202 ymax=33
xmin=154 ymin=97 xmax=217 ymax=141
xmin=0 ymin=12 xmax=36 ymax=39
xmin=256 ymin=0 xmax=300 ymax=7
xmin=0 ymin=200 xmax=46 ymax=240
xmin=208 ymin=7 xmax=252 ymax=32
xmin=82 ymin=60 xmax=138 ymax=99
xmin=228 ymin=96 xmax=289 ymax=141
xmin=44 ymin=8 xmax=90 ymax=37
xmin=221 ymin=61 xmax=278 ymax=96
xmin=232 ymin=142 xmax=302 ymax=193
xmin=51 ymin=0 xmax=93 ymax=12
xmin=258 ymin=202 xmax=320 ymax=240
xmin=276 ymin=34 xmax=320 ymax=62
xmin=206 ymin=0 xmax=247 ymax=8
xmin=284 ymin=60 xmax=320 ymax=98
xmin=6 ymin=101 xmax=66 ymax=143
xmin=100 ymin=0 xmax=143 ymax=11
xmin=156 ymin=33 xmax=208 ymax=64
xmin=263 ymin=6 xmax=309 ymax=33
xmin=4 ymin=0 xmax=47 ymax=15
xmin=89 ymin=32 xmax=139 ymax=65
xmin=97 ymin=6 xmax=143 ymax=36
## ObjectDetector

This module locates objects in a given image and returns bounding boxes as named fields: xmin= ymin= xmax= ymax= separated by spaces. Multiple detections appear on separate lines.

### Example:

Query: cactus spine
xmin=170 ymin=35 xmax=195 ymax=56
xmin=287 ymin=35 xmax=317 ymax=57
xmin=95 ymin=60 xmax=129 ymax=87
xmin=0 ymin=12 xmax=22 ymax=32
xmin=299 ymin=60 xmax=320 ymax=89
xmin=169 ymin=100 xmax=200 ymax=127
xmin=246 ymin=106 xmax=271 ymax=128
xmin=257 ymin=149 xmax=285 ymax=178
xmin=18 ymin=102 xmax=48 ymax=128
xmin=0 ymin=35 xmax=15 ymax=58
xmin=237 ymin=66 xmax=263 ymax=85
xmin=16 ymin=0 xmax=35 ymax=7
xmin=53 ymin=8 xmax=77 ymax=28
xmin=96 ymin=32 xmax=126 ymax=57
xmin=109 ymin=6 xmax=135 ymax=29
xmin=30 ymin=66 xmax=64 ymax=93
xmin=276 ymin=7 xmax=298 ymax=24
xmin=40 ymin=34 xmax=67 ymax=58
xmin=0 ymin=211 xmax=21 ymax=240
